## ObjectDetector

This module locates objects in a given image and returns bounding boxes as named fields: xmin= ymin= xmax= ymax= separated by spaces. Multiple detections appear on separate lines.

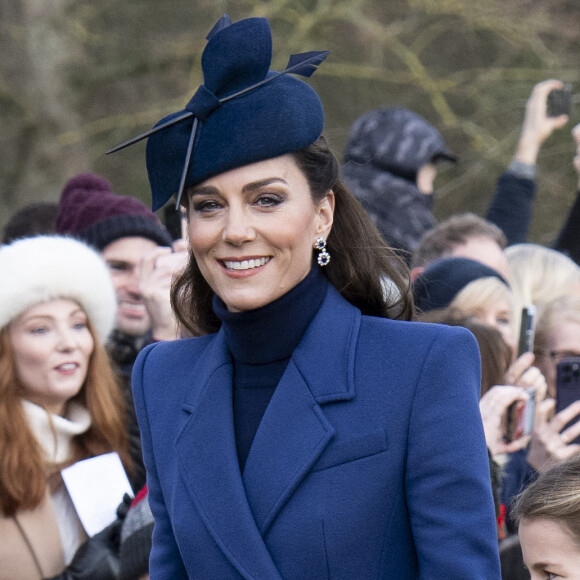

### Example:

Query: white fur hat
xmin=0 ymin=235 xmax=117 ymax=343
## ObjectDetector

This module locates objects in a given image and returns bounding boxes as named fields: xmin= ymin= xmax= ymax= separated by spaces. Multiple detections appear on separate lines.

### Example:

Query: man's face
xmin=411 ymin=236 xmax=509 ymax=283
xmin=101 ymin=236 xmax=159 ymax=337
xmin=450 ymin=236 xmax=510 ymax=281
xmin=416 ymin=162 xmax=438 ymax=195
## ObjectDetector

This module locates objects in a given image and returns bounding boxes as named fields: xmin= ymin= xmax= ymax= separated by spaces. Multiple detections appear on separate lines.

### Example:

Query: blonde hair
xmin=513 ymin=454 xmax=580 ymax=545
xmin=506 ymin=244 xmax=580 ymax=338
xmin=534 ymin=295 xmax=580 ymax=355
xmin=450 ymin=276 xmax=512 ymax=318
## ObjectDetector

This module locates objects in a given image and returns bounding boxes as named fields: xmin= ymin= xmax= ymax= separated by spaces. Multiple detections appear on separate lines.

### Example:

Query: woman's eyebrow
xmin=189 ymin=185 xmax=219 ymax=198
xmin=190 ymin=178 xmax=288 ymax=198
xmin=531 ymin=561 xmax=560 ymax=572
xmin=241 ymin=178 xmax=287 ymax=194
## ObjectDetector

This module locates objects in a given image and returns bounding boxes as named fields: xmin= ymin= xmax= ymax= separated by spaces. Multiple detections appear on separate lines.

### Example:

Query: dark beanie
xmin=119 ymin=486 xmax=153 ymax=580
xmin=413 ymin=257 xmax=509 ymax=313
xmin=56 ymin=173 xmax=173 ymax=250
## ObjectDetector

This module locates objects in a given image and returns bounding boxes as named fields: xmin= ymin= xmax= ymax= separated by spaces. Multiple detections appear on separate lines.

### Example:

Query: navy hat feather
xmin=108 ymin=15 xmax=329 ymax=211
xmin=413 ymin=257 xmax=509 ymax=313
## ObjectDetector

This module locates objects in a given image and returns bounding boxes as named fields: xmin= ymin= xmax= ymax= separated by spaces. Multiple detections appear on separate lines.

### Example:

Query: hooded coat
xmin=341 ymin=107 xmax=455 ymax=260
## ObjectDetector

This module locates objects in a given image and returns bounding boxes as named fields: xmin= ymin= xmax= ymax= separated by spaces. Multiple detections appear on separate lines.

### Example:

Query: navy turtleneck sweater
xmin=212 ymin=265 xmax=329 ymax=471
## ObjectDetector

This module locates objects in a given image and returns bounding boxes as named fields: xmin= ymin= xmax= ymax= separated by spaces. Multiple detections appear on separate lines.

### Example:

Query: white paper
xmin=61 ymin=452 xmax=133 ymax=536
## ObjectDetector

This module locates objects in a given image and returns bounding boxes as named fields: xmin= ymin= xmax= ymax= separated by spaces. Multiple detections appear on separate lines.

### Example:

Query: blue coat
xmin=132 ymin=286 xmax=500 ymax=579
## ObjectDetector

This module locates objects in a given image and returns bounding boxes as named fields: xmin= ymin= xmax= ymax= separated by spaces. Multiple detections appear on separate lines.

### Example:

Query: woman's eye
xmin=496 ymin=317 xmax=510 ymax=326
xmin=192 ymin=199 xmax=222 ymax=213
xmin=73 ymin=322 xmax=88 ymax=330
xmin=30 ymin=327 xmax=48 ymax=335
xmin=255 ymin=194 xmax=283 ymax=208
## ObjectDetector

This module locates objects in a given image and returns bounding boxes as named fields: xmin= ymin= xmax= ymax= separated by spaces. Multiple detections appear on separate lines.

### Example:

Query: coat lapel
xmin=175 ymin=332 xmax=283 ymax=580
xmin=243 ymin=286 xmax=360 ymax=535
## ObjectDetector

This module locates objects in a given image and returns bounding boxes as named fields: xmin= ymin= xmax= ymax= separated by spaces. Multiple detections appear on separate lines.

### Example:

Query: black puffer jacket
xmin=341 ymin=107 xmax=455 ymax=261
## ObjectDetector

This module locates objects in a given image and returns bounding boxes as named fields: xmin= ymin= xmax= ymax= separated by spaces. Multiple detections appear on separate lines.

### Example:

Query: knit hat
xmin=0 ymin=236 xmax=116 ymax=342
xmin=119 ymin=486 xmax=153 ymax=580
xmin=343 ymin=107 xmax=456 ymax=182
xmin=107 ymin=15 xmax=328 ymax=210
xmin=413 ymin=257 xmax=508 ymax=313
xmin=55 ymin=173 xmax=173 ymax=250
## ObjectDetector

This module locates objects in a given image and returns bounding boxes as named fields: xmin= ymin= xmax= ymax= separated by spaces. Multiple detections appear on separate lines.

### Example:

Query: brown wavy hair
xmin=513 ymin=453 xmax=580 ymax=543
xmin=171 ymin=136 xmax=414 ymax=335
xmin=0 ymin=318 xmax=131 ymax=517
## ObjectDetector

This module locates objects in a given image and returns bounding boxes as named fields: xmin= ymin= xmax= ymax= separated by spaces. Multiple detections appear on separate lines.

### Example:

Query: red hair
xmin=0 ymin=320 xmax=131 ymax=516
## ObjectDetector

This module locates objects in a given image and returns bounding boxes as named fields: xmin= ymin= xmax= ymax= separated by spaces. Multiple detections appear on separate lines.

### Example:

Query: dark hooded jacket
xmin=341 ymin=107 xmax=455 ymax=261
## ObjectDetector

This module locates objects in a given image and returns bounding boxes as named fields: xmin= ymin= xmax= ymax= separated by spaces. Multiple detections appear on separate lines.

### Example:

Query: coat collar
xmin=176 ymin=286 xmax=360 ymax=578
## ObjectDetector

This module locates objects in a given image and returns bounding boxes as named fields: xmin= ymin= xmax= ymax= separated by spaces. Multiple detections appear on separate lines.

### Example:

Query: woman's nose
xmin=56 ymin=329 xmax=77 ymax=351
xmin=222 ymin=207 xmax=256 ymax=246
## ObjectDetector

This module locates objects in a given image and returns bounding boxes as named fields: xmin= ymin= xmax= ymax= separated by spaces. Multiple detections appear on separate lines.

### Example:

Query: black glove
xmin=43 ymin=493 xmax=133 ymax=580
xmin=43 ymin=526 xmax=119 ymax=579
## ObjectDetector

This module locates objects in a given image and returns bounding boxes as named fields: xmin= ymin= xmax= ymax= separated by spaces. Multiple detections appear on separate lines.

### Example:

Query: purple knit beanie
xmin=56 ymin=173 xmax=173 ymax=250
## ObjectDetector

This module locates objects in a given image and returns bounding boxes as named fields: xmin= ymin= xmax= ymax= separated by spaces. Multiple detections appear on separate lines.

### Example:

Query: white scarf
xmin=21 ymin=399 xmax=92 ymax=464
xmin=21 ymin=399 xmax=92 ymax=564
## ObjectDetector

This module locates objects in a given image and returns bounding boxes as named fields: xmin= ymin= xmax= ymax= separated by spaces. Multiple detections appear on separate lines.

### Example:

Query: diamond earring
xmin=314 ymin=237 xmax=330 ymax=267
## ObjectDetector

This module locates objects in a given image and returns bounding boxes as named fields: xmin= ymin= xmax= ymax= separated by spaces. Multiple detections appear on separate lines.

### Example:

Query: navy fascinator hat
xmin=107 ymin=15 xmax=329 ymax=211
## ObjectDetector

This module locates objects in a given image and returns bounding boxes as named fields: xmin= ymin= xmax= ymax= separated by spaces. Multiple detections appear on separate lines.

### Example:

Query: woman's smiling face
xmin=9 ymin=298 xmax=94 ymax=416
xmin=186 ymin=154 xmax=334 ymax=312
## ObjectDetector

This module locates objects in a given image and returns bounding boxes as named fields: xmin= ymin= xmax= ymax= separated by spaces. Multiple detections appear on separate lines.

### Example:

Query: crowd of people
xmin=1 ymin=12 xmax=580 ymax=580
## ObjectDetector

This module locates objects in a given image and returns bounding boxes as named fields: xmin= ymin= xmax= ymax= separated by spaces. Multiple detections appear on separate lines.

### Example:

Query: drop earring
xmin=314 ymin=237 xmax=330 ymax=267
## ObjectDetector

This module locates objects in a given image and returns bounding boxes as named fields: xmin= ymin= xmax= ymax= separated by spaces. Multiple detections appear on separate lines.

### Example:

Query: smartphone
xmin=504 ymin=387 xmax=536 ymax=443
xmin=517 ymin=305 xmax=537 ymax=358
xmin=556 ymin=356 xmax=580 ymax=445
xmin=547 ymin=84 xmax=572 ymax=117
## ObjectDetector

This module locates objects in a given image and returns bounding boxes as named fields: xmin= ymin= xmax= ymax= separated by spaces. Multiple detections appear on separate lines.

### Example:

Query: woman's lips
xmin=55 ymin=362 xmax=80 ymax=374
xmin=222 ymin=257 xmax=270 ymax=271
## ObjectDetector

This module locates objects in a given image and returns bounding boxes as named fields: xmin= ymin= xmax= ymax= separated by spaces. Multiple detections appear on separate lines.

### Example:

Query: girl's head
xmin=513 ymin=455 xmax=580 ymax=579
